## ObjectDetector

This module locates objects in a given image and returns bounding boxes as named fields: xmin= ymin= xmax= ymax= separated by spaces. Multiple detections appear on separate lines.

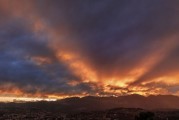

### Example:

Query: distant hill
xmin=0 ymin=94 xmax=179 ymax=113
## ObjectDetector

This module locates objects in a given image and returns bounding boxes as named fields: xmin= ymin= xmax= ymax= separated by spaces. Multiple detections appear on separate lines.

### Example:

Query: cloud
xmin=0 ymin=0 xmax=179 ymax=98
xmin=0 ymin=16 xmax=86 ymax=97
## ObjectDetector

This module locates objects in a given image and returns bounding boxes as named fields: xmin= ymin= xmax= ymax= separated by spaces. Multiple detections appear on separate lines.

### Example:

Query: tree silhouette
xmin=135 ymin=112 xmax=155 ymax=120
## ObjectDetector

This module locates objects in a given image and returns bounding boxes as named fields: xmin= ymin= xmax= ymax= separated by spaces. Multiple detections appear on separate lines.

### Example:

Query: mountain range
xmin=1 ymin=94 xmax=179 ymax=113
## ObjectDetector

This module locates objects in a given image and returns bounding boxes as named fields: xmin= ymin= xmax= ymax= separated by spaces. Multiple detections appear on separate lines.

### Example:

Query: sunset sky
xmin=0 ymin=0 xmax=179 ymax=102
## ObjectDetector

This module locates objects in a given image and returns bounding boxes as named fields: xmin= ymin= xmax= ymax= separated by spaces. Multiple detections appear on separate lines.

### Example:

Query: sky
xmin=0 ymin=0 xmax=179 ymax=101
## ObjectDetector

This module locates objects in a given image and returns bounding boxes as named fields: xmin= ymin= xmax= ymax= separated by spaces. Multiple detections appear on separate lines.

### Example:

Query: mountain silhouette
xmin=0 ymin=94 xmax=179 ymax=113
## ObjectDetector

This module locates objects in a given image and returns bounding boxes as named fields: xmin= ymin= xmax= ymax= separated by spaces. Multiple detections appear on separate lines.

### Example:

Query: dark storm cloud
xmin=0 ymin=0 xmax=179 ymax=97
xmin=32 ymin=0 xmax=179 ymax=75
xmin=0 ymin=17 xmax=92 ymax=96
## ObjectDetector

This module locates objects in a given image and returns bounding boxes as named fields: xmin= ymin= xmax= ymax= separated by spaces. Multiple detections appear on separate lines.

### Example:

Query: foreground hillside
xmin=0 ymin=107 xmax=179 ymax=120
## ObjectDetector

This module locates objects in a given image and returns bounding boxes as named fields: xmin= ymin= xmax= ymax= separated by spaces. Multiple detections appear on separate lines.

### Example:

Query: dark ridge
xmin=0 ymin=95 xmax=179 ymax=113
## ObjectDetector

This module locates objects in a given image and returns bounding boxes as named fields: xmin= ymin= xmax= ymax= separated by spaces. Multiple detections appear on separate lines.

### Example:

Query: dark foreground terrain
xmin=0 ymin=107 xmax=179 ymax=120
xmin=0 ymin=95 xmax=179 ymax=120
